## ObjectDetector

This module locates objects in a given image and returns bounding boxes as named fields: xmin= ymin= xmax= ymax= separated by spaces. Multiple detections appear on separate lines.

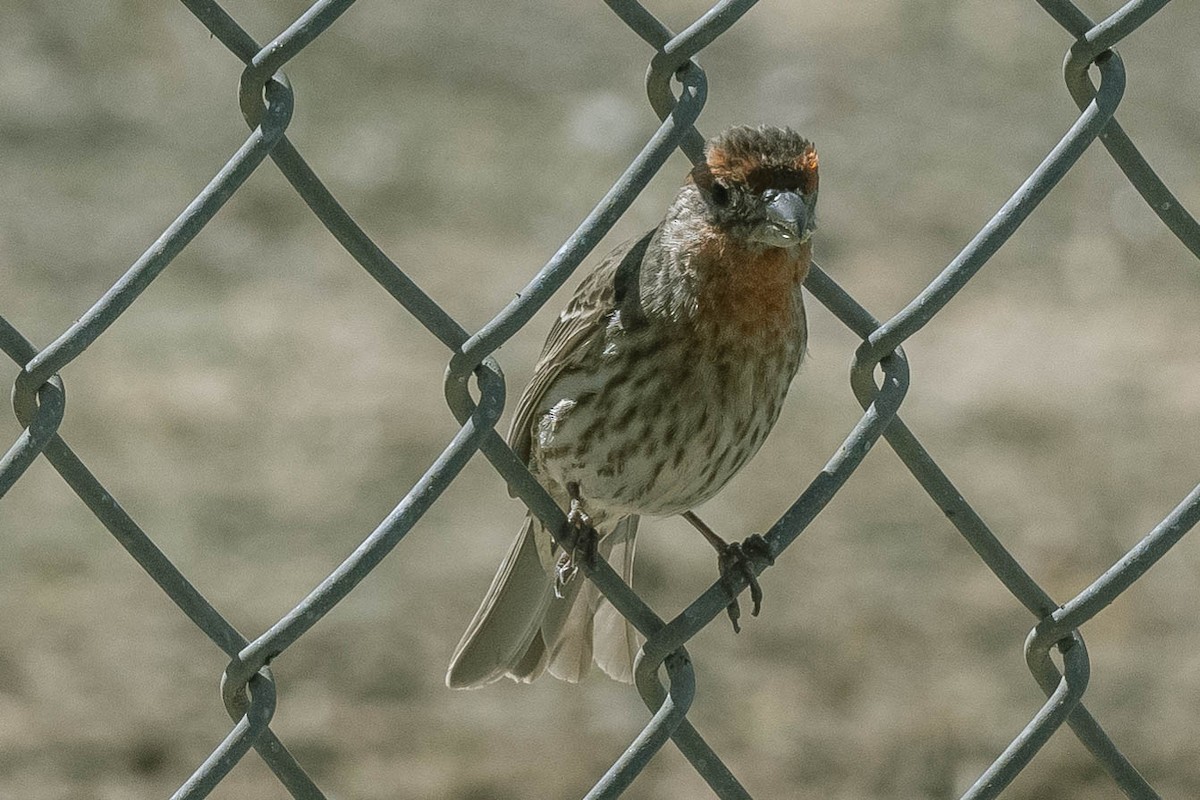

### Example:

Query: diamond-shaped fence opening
xmin=2 ymin=0 xmax=1199 ymax=798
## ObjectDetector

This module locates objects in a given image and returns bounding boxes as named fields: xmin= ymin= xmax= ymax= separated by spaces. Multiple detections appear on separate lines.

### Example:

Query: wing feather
xmin=506 ymin=227 xmax=657 ymax=465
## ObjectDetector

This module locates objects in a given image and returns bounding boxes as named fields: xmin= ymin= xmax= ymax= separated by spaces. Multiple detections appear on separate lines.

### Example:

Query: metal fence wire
xmin=2 ymin=0 xmax=1199 ymax=798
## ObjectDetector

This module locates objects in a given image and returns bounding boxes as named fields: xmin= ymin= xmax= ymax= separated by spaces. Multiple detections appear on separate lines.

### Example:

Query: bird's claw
xmin=555 ymin=498 xmax=598 ymax=598
xmin=717 ymin=534 xmax=775 ymax=633
xmin=566 ymin=498 xmax=599 ymax=567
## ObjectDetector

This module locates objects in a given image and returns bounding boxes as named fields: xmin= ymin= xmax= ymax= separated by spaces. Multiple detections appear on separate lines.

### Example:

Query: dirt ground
xmin=2 ymin=1 xmax=1199 ymax=798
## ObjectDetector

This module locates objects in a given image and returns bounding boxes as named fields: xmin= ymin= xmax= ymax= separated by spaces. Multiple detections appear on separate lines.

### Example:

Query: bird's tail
xmin=445 ymin=515 xmax=642 ymax=688
xmin=540 ymin=514 xmax=642 ymax=683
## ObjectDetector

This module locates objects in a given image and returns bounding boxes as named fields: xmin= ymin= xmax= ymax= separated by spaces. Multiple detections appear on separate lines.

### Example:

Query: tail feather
xmin=590 ymin=523 xmax=642 ymax=683
xmin=544 ymin=515 xmax=642 ymax=684
xmin=445 ymin=517 xmax=554 ymax=689
xmin=446 ymin=514 xmax=643 ymax=689
xmin=542 ymin=574 xmax=593 ymax=683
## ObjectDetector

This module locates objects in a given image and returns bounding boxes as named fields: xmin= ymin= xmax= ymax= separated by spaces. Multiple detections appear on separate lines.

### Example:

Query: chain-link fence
xmin=2 ymin=0 xmax=1199 ymax=798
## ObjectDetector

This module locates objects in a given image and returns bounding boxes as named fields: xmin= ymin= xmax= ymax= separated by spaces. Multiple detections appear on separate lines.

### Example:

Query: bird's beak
xmin=750 ymin=190 xmax=808 ymax=248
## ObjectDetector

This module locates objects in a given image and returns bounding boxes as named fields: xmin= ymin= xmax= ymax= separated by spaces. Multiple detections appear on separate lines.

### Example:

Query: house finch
xmin=447 ymin=125 xmax=818 ymax=688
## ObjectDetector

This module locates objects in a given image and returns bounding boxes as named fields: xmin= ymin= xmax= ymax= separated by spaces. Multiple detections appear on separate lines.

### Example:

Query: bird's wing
xmin=506 ymin=226 xmax=657 ymax=466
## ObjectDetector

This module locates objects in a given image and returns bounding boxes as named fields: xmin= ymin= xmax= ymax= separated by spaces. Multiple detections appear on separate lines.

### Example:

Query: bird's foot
xmin=717 ymin=534 xmax=775 ymax=633
xmin=555 ymin=493 xmax=598 ymax=598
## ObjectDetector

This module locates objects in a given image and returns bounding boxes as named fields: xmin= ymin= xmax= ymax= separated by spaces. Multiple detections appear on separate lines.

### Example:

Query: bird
xmin=446 ymin=125 xmax=818 ymax=688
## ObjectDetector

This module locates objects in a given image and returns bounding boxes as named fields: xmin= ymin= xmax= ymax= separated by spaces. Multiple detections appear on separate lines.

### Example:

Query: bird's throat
xmin=692 ymin=238 xmax=810 ymax=344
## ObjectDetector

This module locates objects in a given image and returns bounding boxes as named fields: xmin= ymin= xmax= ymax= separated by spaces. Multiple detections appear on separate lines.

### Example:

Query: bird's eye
xmin=710 ymin=181 xmax=731 ymax=207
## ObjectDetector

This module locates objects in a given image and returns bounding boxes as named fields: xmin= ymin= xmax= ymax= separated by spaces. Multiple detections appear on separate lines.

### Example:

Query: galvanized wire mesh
xmin=2 ymin=0 xmax=1199 ymax=798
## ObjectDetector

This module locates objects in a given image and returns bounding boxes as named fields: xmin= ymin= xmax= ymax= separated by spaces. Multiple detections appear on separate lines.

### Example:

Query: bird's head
xmin=687 ymin=125 xmax=818 ymax=250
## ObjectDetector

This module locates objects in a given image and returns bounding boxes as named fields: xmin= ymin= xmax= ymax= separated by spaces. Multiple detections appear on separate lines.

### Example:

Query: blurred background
xmin=2 ymin=1 xmax=1200 ymax=798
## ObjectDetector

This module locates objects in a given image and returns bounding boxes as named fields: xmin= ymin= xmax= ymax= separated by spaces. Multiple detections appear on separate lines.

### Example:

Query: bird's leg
xmin=555 ymin=482 xmax=599 ymax=597
xmin=681 ymin=510 xmax=775 ymax=633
